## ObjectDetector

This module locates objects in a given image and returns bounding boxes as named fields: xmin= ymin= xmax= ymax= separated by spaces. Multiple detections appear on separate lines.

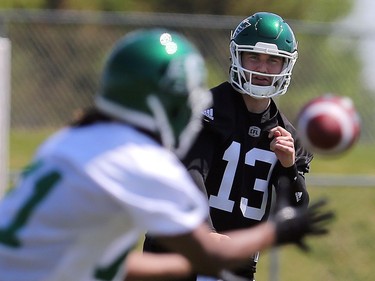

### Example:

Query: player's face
xmin=241 ymin=52 xmax=284 ymax=86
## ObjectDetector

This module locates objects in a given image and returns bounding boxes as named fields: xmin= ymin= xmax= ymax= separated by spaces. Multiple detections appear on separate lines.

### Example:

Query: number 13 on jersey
xmin=208 ymin=142 xmax=277 ymax=221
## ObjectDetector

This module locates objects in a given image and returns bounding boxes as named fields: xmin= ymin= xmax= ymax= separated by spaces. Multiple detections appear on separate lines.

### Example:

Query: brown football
xmin=297 ymin=95 xmax=361 ymax=155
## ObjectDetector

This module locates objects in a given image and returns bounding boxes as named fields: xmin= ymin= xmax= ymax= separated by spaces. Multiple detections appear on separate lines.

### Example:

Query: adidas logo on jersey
xmin=295 ymin=192 xmax=303 ymax=202
xmin=203 ymin=108 xmax=214 ymax=120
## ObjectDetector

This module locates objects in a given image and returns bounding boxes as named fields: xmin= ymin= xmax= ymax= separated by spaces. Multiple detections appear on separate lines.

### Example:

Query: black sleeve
xmin=275 ymin=113 xmax=313 ymax=208
xmin=182 ymin=123 xmax=217 ymax=180
xmin=272 ymin=164 xmax=309 ymax=210
xmin=182 ymin=126 xmax=218 ymax=232
xmin=283 ymin=164 xmax=310 ymax=208
xmin=290 ymin=132 xmax=313 ymax=208
xmin=188 ymin=169 xmax=216 ymax=231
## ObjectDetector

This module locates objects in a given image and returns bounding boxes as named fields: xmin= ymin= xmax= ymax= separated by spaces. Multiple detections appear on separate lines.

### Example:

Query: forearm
xmin=124 ymin=251 xmax=193 ymax=281
xmin=150 ymin=198 xmax=332 ymax=278
xmin=156 ymin=223 xmax=273 ymax=277
xmin=221 ymin=223 xmax=276 ymax=264
xmin=193 ymin=223 xmax=276 ymax=275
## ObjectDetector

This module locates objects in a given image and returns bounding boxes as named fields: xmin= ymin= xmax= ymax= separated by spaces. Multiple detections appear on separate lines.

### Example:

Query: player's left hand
xmin=272 ymin=198 xmax=334 ymax=251
xmin=268 ymin=126 xmax=295 ymax=168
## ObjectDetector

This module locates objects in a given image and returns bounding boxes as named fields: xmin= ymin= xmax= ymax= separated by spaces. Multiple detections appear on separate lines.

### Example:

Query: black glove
xmin=219 ymin=269 xmax=253 ymax=281
xmin=228 ymin=255 xmax=257 ymax=280
xmin=273 ymin=198 xmax=334 ymax=251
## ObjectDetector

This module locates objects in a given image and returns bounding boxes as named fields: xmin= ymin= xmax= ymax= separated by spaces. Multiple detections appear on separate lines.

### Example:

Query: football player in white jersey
xmin=0 ymin=29 xmax=333 ymax=281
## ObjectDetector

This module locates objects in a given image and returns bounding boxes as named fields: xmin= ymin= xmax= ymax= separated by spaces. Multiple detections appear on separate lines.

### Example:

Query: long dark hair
xmin=69 ymin=107 xmax=112 ymax=127
xmin=69 ymin=106 xmax=162 ymax=143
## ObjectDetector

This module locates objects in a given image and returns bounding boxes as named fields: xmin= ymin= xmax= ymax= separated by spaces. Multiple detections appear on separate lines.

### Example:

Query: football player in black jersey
xmin=143 ymin=12 xmax=313 ymax=281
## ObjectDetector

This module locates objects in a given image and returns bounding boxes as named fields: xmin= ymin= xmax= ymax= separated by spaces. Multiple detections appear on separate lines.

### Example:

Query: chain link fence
xmin=1 ymin=9 xmax=374 ymax=281
xmin=1 ymin=9 xmax=375 ymax=141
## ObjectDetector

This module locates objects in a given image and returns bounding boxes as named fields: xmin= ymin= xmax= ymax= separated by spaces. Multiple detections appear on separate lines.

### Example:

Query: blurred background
xmin=0 ymin=0 xmax=374 ymax=280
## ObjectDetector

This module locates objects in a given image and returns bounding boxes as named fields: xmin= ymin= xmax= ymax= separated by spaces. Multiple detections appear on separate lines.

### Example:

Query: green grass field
xmin=9 ymin=128 xmax=54 ymax=170
xmin=256 ymin=184 xmax=375 ymax=281
xmin=8 ymin=129 xmax=375 ymax=281
xmin=9 ymin=128 xmax=375 ymax=174
xmin=258 ymin=144 xmax=375 ymax=280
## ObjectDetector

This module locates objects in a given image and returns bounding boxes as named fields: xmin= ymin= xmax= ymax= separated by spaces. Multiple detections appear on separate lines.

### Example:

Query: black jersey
xmin=183 ymin=82 xmax=313 ymax=232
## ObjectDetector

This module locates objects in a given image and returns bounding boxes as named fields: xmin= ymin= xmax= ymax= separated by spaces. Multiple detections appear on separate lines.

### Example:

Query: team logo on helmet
xmin=231 ymin=19 xmax=251 ymax=39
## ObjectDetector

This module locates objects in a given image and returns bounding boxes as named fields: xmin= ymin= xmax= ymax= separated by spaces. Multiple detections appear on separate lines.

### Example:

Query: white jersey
xmin=0 ymin=122 xmax=208 ymax=281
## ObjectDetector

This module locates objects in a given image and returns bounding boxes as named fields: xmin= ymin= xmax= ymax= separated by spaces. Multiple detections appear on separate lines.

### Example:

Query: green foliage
xmin=57 ymin=0 xmax=142 ymax=11
xmin=0 ymin=0 xmax=44 ymax=9
xmin=0 ymin=0 xmax=354 ymax=21
xmin=230 ymin=0 xmax=353 ymax=21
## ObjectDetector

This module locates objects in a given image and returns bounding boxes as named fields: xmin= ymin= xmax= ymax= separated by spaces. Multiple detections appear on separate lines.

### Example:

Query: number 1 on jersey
xmin=208 ymin=142 xmax=239 ymax=212
xmin=0 ymin=168 xmax=61 ymax=248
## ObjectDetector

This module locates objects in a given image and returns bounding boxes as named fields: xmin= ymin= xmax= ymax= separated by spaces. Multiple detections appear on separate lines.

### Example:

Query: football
xmin=296 ymin=95 xmax=361 ymax=156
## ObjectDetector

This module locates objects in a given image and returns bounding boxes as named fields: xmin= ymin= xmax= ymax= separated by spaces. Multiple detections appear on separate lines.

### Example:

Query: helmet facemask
xmin=230 ymin=41 xmax=298 ymax=99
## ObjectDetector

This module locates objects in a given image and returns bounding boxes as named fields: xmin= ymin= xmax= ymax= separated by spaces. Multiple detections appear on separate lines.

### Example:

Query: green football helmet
xmin=96 ymin=29 xmax=212 ymax=157
xmin=229 ymin=12 xmax=298 ymax=99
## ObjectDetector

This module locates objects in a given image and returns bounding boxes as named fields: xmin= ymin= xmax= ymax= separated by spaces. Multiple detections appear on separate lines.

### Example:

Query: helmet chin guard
xmin=243 ymin=83 xmax=276 ymax=99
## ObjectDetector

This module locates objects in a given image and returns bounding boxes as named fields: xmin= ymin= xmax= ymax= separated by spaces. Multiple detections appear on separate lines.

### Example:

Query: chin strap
xmin=243 ymin=82 xmax=276 ymax=98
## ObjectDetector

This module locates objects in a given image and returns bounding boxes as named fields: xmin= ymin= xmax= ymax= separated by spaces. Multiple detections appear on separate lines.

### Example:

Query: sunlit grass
xmin=9 ymin=128 xmax=55 ymax=170
xmin=9 ymin=128 xmax=375 ymax=174
xmin=8 ymin=128 xmax=375 ymax=280
xmin=310 ymin=143 xmax=375 ymax=174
